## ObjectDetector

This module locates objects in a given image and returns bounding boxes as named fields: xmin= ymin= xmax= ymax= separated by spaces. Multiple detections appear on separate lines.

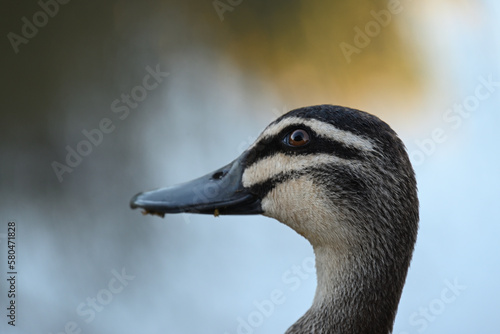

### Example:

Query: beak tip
xmin=130 ymin=192 xmax=167 ymax=218
xmin=129 ymin=192 xmax=143 ymax=210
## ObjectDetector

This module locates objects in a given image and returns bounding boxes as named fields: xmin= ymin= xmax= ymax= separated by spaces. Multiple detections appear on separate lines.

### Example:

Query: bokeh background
xmin=1 ymin=1 xmax=499 ymax=333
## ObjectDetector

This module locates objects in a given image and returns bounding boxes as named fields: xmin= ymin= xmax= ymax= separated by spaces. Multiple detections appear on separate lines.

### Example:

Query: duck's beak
xmin=130 ymin=155 xmax=262 ymax=217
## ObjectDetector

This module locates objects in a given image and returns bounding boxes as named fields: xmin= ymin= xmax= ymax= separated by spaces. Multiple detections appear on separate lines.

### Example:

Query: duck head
xmin=131 ymin=104 xmax=418 ymax=250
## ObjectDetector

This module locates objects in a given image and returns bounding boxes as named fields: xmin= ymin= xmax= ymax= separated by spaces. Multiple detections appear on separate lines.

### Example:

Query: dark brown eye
xmin=285 ymin=129 xmax=310 ymax=147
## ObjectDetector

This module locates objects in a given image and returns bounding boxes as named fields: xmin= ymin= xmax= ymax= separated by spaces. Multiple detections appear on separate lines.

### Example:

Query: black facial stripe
xmin=244 ymin=125 xmax=364 ymax=169
xmin=247 ymin=164 xmax=368 ymax=202
xmin=248 ymin=169 xmax=311 ymax=198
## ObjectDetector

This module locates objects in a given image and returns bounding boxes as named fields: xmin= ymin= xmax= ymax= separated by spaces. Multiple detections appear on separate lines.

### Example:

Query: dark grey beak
xmin=130 ymin=155 xmax=262 ymax=217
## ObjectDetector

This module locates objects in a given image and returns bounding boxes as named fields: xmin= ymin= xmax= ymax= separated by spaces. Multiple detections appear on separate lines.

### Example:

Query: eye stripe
xmin=247 ymin=170 xmax=306 ymax=198
xmin=249 ymin=117 xmax=374 ymax=152
xmin=247 ymin=165 xmax=368 ymax=203
xmin=242 ymin=153 xmax=360 ymax=188
xmin=243 ymin=126 xmax=363 ymax=170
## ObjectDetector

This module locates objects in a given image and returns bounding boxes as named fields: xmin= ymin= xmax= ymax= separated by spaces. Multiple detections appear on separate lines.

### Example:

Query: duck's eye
xmin=285 ymin=129 xmax=310 ymax=147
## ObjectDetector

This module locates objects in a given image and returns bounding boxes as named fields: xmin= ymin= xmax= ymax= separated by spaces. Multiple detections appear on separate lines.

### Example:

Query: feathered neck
xmin=285 ymin=244 xmax=408 ymax=334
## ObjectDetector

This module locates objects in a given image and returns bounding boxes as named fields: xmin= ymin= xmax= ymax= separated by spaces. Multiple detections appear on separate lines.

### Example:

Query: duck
xmin=130 ymin=104 xmax=419 ymax=334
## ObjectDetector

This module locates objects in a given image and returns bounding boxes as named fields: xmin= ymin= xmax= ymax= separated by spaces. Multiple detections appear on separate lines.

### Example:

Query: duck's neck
xmin=285 ymin=245 xmax=404 ymax=334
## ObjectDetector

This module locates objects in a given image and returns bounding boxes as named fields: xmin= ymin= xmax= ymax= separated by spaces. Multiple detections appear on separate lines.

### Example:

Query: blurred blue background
xmin=1 ymin=1 xmax=499 ymax=333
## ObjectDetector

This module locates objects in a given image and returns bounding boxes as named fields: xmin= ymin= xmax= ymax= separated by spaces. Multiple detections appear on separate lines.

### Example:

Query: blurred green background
xmin=1 ymin=1 xmax=499 ymax=333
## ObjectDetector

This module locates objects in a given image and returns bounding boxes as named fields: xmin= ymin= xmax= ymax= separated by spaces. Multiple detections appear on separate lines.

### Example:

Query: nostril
xmin=212 ymin=170 xmax=228 ymax=180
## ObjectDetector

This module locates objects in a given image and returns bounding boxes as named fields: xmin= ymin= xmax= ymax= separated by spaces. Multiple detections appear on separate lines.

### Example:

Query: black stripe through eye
xmin=244 ymin=125 xmax=364 ymax=169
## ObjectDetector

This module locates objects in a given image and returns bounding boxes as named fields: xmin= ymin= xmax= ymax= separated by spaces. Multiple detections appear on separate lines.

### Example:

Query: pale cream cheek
xmin=261 ymin=177 xmax=352 ymax=247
